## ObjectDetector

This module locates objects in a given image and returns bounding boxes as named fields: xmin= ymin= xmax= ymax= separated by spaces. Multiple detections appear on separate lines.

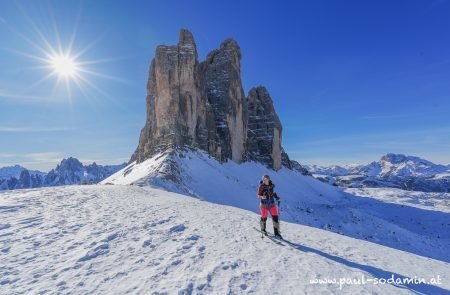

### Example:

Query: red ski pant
xmin=260 ymin=204 xmax=278 ymax=218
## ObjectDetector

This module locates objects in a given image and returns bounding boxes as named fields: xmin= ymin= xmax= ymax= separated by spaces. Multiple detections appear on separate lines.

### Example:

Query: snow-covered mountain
xmin=0 ymin=164 xmax=45 ymax=179
xmin=0 ymin=165 xmax=46 ymax=191
xmin=353 ymin=154 xmax=449 ymax=178
xmin=305 ymin=153 xmax=450 ymax=192
xmin=0 ymin=158 xmax=126 ymax=190
xmin=45 ymin=157 xmax=126 ymax=186
xmin=302 ymin=164 xmax=350 ymax=177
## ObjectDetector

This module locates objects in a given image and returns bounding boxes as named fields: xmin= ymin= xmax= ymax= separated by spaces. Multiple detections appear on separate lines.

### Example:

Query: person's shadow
xmin=279 ymin=189 xmax=450 ymax=263
xmin=277 ymin=237 xmax=450 ymax=294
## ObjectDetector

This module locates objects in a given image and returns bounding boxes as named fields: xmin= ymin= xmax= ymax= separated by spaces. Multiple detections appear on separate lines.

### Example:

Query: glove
xmin=261 ymin=192 xmax=267 ymax=199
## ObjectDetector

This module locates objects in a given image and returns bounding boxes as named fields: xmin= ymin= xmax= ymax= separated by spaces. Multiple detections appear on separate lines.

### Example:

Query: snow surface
xmin=1 ymin=185 xmax=449 ymax=294
xmin=434 ymin=173 xmax=450 ymax=180
xmin=345 ymin=187 xmax=450 ymax=213
xmin=1 ymin=149 xmax=449 ymax=294
xmin=102 ymin=149 xmax=450 ymax=263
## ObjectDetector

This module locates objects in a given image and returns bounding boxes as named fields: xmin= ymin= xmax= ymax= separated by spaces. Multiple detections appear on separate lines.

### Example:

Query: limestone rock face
xmin=199 ymin=39 xmax=247 ymax=163
xmin=131 ymin=29 xmax=298 ymax=171
xmin=246 ymin=87 xmax=283 ymax=170
xmin=131 ymin=29 xmax=208 ymax=163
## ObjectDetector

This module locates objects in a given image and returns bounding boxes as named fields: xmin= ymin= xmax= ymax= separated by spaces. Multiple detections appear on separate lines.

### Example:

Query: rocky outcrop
xmin=131 ymin=29 xmax=299 ymax=171
xmin=289 ymin=159 xmax=311 ymax=175
xmin=15 ymin=169 xmax=43 ymax=189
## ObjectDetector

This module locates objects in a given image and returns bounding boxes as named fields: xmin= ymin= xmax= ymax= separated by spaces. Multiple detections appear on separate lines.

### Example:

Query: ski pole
xmin=277 ymin=200 xmax=281 ymax=218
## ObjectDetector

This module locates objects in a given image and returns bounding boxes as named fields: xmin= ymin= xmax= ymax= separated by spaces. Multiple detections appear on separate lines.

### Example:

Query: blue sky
xmin=0 ymin=0 xmax=449 ymax=171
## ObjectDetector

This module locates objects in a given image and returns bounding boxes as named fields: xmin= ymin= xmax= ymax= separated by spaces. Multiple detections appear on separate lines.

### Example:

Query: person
xmin=257 ymin=174 xmax=282 ymax=238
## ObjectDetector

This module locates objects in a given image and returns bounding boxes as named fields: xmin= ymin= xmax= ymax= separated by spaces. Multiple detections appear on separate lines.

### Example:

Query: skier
xmin=257 ymin=174 xmax=282 ymax=238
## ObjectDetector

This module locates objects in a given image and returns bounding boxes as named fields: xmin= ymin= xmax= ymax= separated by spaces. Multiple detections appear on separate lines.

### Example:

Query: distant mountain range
xmin=304 ymin=153 xmax=450 ymax=192
xmin=3 ymin=153 xmax=448 ymax=193
xmin=0 ymin=157 xmax=126 ymax=191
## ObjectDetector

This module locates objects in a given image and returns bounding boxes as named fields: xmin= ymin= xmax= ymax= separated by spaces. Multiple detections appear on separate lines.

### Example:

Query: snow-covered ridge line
xmin=304 ymin=153 xmax=450 ymax=192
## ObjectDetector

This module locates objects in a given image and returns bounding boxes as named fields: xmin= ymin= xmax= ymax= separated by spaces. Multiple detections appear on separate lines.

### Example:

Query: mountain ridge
xmin=0 ymin=157 xmax=126 ymax=190
xmin=304 ymin=153 xmax=450 ymax=192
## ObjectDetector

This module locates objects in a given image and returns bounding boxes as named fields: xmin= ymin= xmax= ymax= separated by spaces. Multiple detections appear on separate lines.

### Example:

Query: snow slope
xmin=102 ymin=148 xmax=450 ymax=263
xmin=1 ymin=185 xmax=449 ymax=294
xmin=345 ymin=187 xmax=450 ymax=213
xmin=102 ymin=148 xmax=340 ymax=217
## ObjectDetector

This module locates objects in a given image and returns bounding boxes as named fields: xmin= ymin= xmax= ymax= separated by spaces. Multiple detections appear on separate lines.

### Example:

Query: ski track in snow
xmin=1 ymin=185 xmax=449 ymax=294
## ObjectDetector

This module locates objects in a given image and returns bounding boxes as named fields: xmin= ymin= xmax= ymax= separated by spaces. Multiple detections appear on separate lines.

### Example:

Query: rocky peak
xmin=178 ymin=28 xmax=198 ymax=60
xmin=380 ymin=153 xmax=408 ymax=164
xmin=178 ymin=29 xmax=196 ymax=45
xmin=219 ymin=38 xmax=241 ymax=59
xmin=131 ymin=29 xmax=297 ymax=171
xmin=58 ymin=157 xmax=84 ymax=171
xmin=379 ymin=153 xmax=440 ymax=169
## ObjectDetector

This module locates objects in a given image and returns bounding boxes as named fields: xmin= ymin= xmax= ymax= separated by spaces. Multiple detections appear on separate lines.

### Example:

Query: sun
xmin=2 ymin=3 xmax=130 ymax=105
xmin=49 ymin=54 xmax=78 ymax=78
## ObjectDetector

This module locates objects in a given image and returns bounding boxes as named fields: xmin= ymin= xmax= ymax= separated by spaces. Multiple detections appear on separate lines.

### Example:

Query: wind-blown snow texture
xmin=1 ymin=185 xmax=449 ymax=294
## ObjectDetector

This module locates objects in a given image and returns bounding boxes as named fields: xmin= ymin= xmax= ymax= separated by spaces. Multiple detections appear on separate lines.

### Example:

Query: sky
xmin=0 ymin=0 xmax=449 ymax=171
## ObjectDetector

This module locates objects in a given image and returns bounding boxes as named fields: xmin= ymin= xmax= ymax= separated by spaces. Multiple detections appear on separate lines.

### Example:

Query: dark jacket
xmin=257 ymin=180 xmax=279 ymax=207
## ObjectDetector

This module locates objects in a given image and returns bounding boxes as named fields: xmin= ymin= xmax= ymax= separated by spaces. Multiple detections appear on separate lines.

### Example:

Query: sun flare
xmin=50 ymin=54 xmax=78 ymax=78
